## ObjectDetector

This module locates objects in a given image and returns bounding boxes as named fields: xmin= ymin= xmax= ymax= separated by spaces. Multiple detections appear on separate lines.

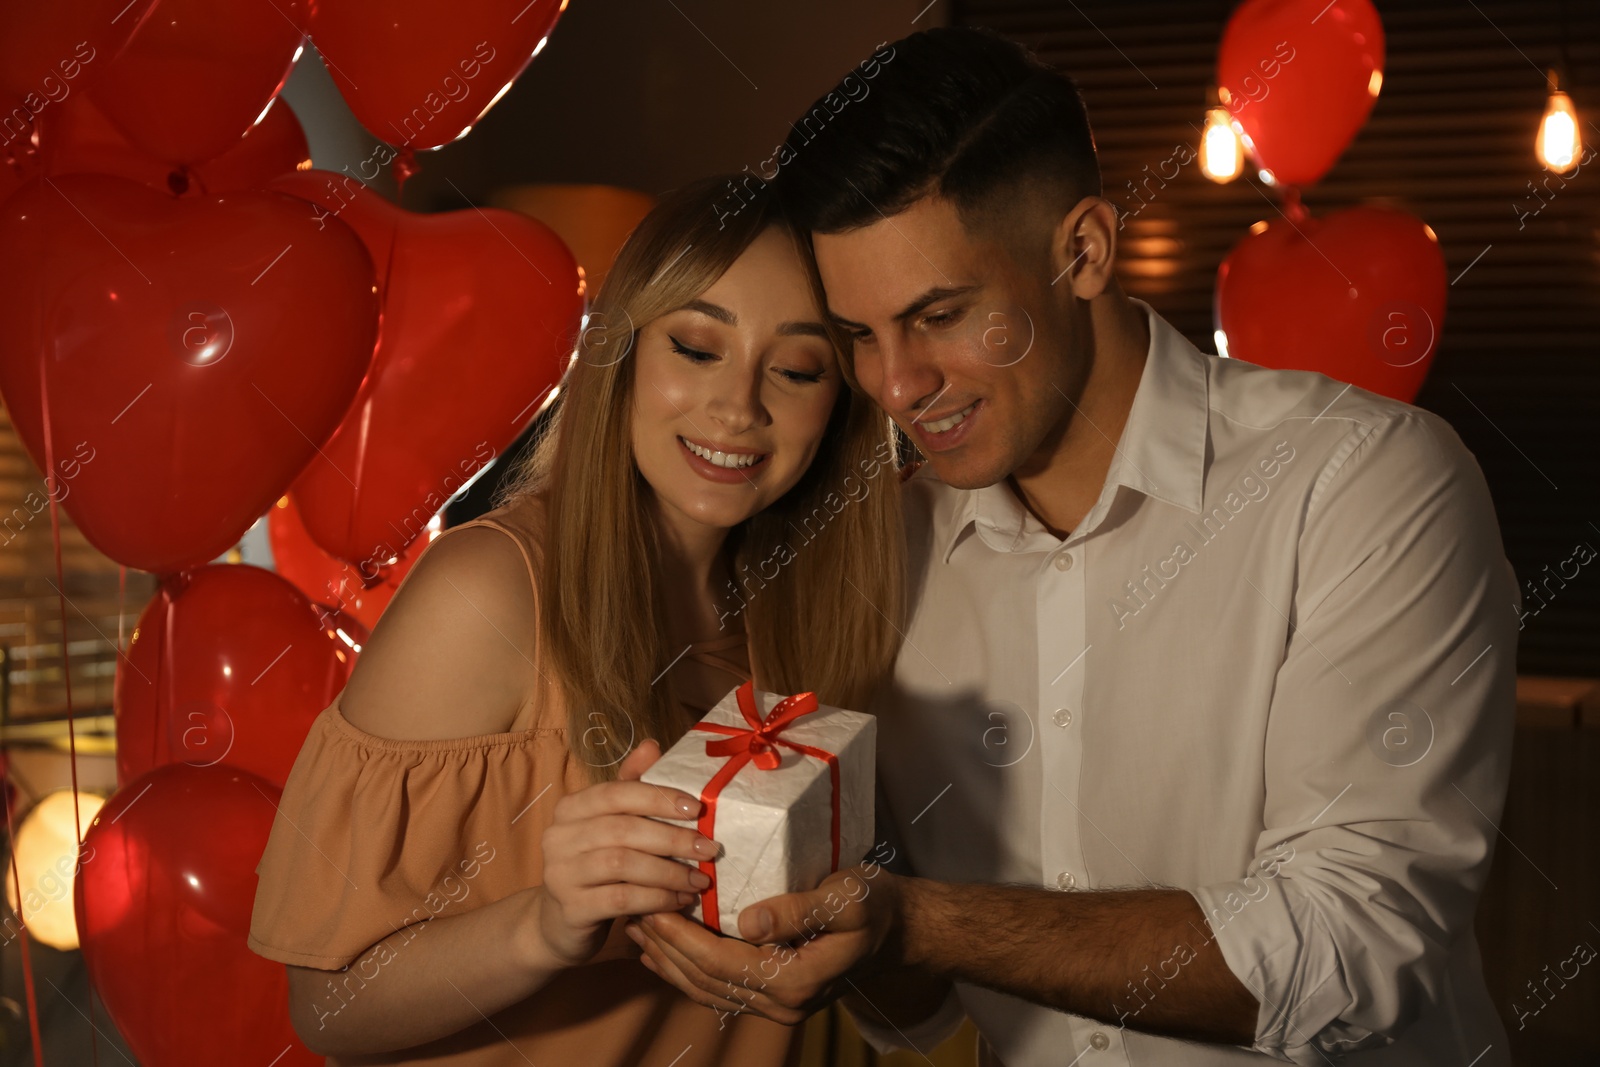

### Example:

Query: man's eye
xmin=849 ymin=328 xmax=874 ymax=344
xmin=921 ymin=309 xmax=962 ymax=329
xmin=669 ymin=336 xmax=715 ymax=362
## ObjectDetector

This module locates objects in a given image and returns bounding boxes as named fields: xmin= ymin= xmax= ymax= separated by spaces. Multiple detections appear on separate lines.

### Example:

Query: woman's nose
xmin=704 ymin=362 xmax=766 ymax=434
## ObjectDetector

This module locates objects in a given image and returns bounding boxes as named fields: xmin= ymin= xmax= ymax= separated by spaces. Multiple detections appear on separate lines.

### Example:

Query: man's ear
xmin=1049 ymin=197 xmax=1116 ymax=300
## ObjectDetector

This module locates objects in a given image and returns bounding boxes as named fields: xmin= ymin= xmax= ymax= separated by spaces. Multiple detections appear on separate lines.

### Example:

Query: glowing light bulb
xmin=1536 ymin=69 xmax=1583 ymax=175
xmin=1199 ymin=105 xmax=1242 ymax=183
xmin=6 ymin=791 xmax=106 ymax=950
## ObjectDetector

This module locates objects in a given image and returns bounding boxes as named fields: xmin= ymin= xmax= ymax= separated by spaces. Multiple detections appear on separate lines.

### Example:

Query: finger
xmin=739 ymin=878 xmax=869 ymax=944
xmin=631 ymin=920 xmax=775 ymax=1017
xmin=641 ymin=910 xmax=773 ymax=985
xmin=555 ymin=778 xmax=703 ymax=824
xmin=634 ymin=929 xmax=751 ymax=1015
xmin=566 ymin=883 xmax=698 ymax=927
xmin=616 ymin=739 xmax=661 ymax=782
xmin=570 ymin=814 xmax=721 ymax=863
xmin=574 ymin=848 xmax=712 ymax=895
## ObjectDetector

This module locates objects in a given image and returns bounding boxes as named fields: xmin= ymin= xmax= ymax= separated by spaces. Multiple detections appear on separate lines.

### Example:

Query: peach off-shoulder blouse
xmin=248 ymin=494 xmax=800 ymax=1067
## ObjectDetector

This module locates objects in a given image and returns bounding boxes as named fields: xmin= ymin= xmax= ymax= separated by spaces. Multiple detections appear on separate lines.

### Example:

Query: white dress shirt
xmin=848 ymin=298 xmax=1520 ymax=1066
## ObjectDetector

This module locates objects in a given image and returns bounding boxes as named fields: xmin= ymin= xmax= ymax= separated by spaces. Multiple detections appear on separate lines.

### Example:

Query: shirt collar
xmin=941 ymin=297 xmax=1210 ymax=563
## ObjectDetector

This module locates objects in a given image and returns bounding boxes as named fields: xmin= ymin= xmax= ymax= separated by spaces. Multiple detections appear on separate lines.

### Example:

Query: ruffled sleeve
xmin=248 ymin=699 xmax=571 ymax=971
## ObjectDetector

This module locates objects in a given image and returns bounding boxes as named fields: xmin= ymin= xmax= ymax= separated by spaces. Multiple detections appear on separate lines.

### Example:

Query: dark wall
xmin=398 ymin=0 xmax=953 ymax=210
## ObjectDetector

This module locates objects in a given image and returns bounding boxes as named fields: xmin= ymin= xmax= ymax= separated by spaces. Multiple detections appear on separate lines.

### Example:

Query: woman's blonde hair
xmin=494 ymin=175 xmax=905 ymax=780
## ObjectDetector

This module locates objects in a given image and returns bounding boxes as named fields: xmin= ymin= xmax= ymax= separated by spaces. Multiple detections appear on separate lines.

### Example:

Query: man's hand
xmin=624 ymin=863 xmax=903 ymax=1025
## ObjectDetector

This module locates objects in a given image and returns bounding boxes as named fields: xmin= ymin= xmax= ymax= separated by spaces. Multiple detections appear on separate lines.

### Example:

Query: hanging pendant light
xmin=1535 ymin=67 xmax=1583 ymax=175
xmin=1200 ymin=86 xmax=1244 ymax=183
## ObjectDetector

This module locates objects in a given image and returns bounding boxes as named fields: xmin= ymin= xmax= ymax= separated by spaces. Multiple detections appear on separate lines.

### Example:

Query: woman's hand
xmin=535 ymin=740 xmax=720 ymax=967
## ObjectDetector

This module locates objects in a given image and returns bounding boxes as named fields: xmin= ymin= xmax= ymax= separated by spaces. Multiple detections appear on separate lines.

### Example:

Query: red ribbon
xmin=687 ymin=680 xmax=841 ymax=934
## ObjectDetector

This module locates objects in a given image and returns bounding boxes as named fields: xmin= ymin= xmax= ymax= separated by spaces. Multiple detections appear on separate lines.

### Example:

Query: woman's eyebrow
xmin=681 ymin=298 xmax=736 ymax=324
xmin=679 ymin=299 xmax=827 ymax=338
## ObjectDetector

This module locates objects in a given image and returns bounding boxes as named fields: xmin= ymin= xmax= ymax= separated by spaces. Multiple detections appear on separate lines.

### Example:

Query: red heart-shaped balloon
xmin=1218 ymin=0 xmax=1384 ymax=187
xmin=0 ymin=0 xmax=160 ymax=102
xmin=88 ymin=0 xmax=311 ymax=166
xmin=310 ymin=0 xmax=567 ymax=151
xmin=76 ymin=764 xmax=320 ymax=1067
xmin=271 ymin=168 xmax=581 ymax=570
xmin=1215 ymin=202 xmax=1445 ymax=402
xmin=0 ymin=173 xmax=379 ymax=573
xmin=115 ymin=563 xmax=365 ymax=790
xmin=39 ymin=93 xmax=311 ymax=196
xmin=267 ymin=491 xmax=433 ymax=632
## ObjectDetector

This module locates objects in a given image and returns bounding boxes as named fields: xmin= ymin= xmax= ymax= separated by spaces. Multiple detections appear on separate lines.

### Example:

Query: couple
xmin=250 ymin=25 xmax=1519 ymax=1067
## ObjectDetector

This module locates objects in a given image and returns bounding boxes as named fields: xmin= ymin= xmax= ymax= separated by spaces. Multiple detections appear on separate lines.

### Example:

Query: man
xmin=627 ymin=26 xmax=1518 ymax=1066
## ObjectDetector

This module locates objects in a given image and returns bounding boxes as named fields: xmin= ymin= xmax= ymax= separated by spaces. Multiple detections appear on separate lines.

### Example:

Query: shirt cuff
xmin=842 ymin=982 xmax=966 ymax=1056
xmin=1188 ymin=881 xmax=1380 ymax=1065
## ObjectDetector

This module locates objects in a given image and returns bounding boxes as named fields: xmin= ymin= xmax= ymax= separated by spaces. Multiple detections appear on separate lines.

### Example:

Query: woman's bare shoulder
xmin=337 ymin=523 xmax=542 ymax=741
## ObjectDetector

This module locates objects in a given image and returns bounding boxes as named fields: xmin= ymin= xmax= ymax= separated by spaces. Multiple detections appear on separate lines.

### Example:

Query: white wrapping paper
xmin=639 ymin=683 xmax=876 ymax=939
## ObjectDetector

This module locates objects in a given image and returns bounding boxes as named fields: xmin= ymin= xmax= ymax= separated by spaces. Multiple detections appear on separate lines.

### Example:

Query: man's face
xmin=813 ymin=194 xmax=1092 ymax=490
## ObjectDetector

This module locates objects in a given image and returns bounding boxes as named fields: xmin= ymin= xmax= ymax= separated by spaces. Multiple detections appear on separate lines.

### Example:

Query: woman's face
xmin=631 ymin=225 xmax=842 ymax=537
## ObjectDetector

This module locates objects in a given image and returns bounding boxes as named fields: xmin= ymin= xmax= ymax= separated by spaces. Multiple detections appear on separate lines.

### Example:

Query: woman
xmin=247 ymin=174 xmax=906 ymax=1067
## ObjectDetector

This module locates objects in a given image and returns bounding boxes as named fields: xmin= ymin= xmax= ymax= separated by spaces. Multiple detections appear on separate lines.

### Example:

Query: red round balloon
xmin=38 ymin=93 xmax=311 ymax=195
xmin=309 ymin=0 xmax=567 ymax=151
xmin=115 ymin=563 xmax=365 ymax=789
xmin=75 ymin=763 xmax=319 ymax=1067
xmin=0 ymin=172 xmax=379 ymax=574
xmin=1218 ymin=0 xmax=1384 ymax=187
xmin=271 ymin=168 xmax=581 ymax=571
xmin=87 ymin=0 xmax=311 ymax=167
xmin=1215 ymin=200 xmax=1445 ymax=402
xmin=267 ymin=493 xmax=434 ymax=632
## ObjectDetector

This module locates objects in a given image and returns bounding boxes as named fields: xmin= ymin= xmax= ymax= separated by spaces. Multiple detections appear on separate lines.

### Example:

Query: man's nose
xmin=877 ymin=336 xmax=946 ymax=419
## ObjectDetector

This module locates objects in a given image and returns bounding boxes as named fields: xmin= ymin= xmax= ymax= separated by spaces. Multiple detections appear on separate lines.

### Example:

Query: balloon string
xmin=2 ymin=768 xmax=43 ymax=1067
xmin=39 ymin=339 xmax=99 ymax=1067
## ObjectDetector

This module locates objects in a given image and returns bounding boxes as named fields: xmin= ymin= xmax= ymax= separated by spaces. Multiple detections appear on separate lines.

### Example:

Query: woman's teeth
xmin=681 ymin=437 xmax=764 ymax=469
xmin=923 ymin=401 xmax=977 ymax=434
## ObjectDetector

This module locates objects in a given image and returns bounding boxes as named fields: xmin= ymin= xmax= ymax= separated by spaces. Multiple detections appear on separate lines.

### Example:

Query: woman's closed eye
xmin=669 ymin=335 xmax=716 ymax=363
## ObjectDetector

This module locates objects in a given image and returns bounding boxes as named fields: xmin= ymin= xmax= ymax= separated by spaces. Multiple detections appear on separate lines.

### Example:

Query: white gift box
xmin=639 ymin=681 xmax=876 ymax=939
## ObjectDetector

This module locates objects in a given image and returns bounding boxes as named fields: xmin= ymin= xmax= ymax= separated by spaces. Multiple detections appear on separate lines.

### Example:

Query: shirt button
xmin=1053 ymin=552 xmax=1074 ymax=572
xmin=1051 ymin=707 xmax=1073 ymax=727
xmin=1055 ymin=870 xmax=1076 ymax=890
xmin=1090 ymin=1031 xmax=1110 ymax=1050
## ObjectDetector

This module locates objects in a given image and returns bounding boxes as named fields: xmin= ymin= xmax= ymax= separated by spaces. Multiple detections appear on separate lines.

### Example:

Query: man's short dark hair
xmin=776 ymin=26 xmax=1102 ymax=249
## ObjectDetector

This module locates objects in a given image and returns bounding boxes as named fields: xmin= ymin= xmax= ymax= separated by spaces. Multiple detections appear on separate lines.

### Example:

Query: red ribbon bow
xmin=686 ymin=680 xmax=841 ymax=934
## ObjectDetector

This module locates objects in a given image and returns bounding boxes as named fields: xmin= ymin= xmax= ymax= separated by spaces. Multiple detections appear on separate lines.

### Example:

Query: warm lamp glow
xmin=6 ymin=790 xmax=106 ymax=950
xmin=1537 ymin=69 xmax=1583 ymax=175
xmin=1199 ymin=105 xmax=1243 ymax=183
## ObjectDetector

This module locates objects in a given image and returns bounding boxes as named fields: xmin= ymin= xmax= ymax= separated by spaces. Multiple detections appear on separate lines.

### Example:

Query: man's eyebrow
xmin=828 ymin=285 xmax=982 ymax=333
xmin=679 ymin=299 xmax=827 ymax=338
xmin=894 ymin=285 xmax=980 ymax=321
